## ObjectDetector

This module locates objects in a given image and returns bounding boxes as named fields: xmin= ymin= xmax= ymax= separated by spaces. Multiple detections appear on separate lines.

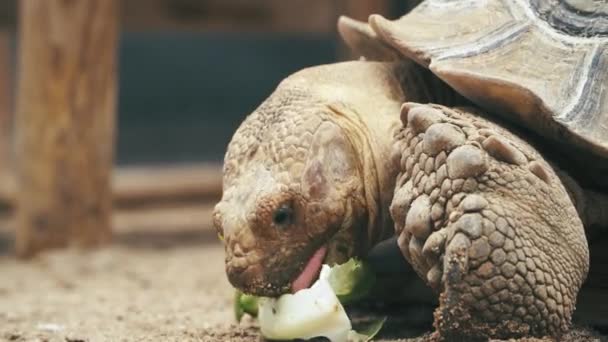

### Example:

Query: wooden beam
xmin=0 ymin=163 xmax=222 ymax=210
xmin=113 ymin=203 xmax=215 ymax=236
xmin=113 ymin=164 xmax=222 ymax=209
xmin=0 ymin=203 xmax=218 ymax=254
xmin=0 ymin=30 xmax=12 ymax=180
xmin=14 ymin=0 xmax=119 ymax=257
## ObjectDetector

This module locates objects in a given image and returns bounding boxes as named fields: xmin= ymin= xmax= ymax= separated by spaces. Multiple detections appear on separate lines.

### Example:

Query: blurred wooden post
xmin=15 ymin=0 xmax=118 ymax=257
xmin=0 ymin=31 xmax=11 ymax=180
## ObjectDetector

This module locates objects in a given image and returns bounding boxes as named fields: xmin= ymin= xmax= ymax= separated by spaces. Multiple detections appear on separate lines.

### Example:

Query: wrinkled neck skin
xmin=318 ymin=60 xmax=446 ymax=254
xmin=326 ymin=98 xmax=400 ymax=252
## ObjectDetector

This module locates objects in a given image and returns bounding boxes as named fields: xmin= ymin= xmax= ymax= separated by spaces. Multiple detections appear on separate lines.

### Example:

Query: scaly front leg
xmin=390 ymin=103 xmax=589 ymax=340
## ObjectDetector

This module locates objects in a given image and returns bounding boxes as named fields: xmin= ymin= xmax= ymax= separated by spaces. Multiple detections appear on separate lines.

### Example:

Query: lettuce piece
xmin=233 ymin=259 xmax=384 ymax=342
xmin=234 ymin=290 xmax=259 ymax=322
xmin=327 ymin=259 xmax=375 ymax=304
xmin=258 ymin=265 xmax=352 ymax=341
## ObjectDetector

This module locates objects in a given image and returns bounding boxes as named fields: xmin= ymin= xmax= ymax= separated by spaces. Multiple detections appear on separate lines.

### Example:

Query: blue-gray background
xmin=117 ymin=32 xmax=337 ymax=165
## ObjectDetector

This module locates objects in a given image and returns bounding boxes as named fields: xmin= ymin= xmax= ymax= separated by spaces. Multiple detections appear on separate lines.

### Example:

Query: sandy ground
xmin=0 ymin=229 xmax=605 ymax=342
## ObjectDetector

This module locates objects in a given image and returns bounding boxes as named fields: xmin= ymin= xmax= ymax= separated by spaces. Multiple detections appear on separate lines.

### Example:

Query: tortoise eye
xmin=273 ymin=204 xmax=293 ymax=227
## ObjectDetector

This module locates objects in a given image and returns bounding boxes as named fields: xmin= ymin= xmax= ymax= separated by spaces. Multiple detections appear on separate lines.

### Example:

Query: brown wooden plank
xmin=113 ymin=203 xmax=215 ymax=235
xmin=0 ymin=30 xmax=12 ymax=180
xmin=14 ymin=0 xmax=119 ymax=257
xmin=0 ymin=163 xmax=222 ymax=211
xmin=0 ymin=203 xmax=217 ymax=254
xmin=113 ymin=164 xmax=222 ymax=208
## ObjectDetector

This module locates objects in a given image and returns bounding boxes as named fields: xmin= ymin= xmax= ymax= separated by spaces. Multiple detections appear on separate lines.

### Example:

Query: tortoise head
xmin=213 ymin=61 xmax=407 ymax=296
xmin=213 ymin=81 xmax=368 ymax=297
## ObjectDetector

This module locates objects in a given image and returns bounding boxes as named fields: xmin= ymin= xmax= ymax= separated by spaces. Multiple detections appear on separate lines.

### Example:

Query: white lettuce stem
xmin=258 ymin=265 xmax=353 ymax=342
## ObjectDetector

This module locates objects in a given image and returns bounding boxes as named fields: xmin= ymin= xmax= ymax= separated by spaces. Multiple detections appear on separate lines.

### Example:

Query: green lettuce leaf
xmin=327 ymin=259 xmax=376 ymax=305
xmin=234 ymin=290 xmax=259 ymax=322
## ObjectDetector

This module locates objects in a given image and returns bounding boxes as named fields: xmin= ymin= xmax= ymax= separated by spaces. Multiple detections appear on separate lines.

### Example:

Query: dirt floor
xmin=0 ymin=228 xmax=605 ymax=342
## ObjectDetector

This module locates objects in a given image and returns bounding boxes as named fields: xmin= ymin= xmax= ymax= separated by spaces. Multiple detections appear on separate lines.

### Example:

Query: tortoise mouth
xmin=227 ymin=232 xmax=351 ymax=297
xmin=227 ymin=217 xmax=359 ymax=297
xmin=291 ymin=245 xmax=328 ymax=293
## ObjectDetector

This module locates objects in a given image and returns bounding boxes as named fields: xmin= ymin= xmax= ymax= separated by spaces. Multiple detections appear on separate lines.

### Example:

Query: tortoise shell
xmin=354 ymin=0 xmax=608 ymax=188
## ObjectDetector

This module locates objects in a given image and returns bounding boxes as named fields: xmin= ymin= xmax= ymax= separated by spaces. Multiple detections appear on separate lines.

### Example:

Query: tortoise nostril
xmin=232 ymin=243 xmax=244 ymax=257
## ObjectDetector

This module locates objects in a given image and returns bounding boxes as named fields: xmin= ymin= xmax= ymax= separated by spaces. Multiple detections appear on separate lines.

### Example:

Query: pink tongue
xmin=291 ymin=246 xmax=327 ymax=293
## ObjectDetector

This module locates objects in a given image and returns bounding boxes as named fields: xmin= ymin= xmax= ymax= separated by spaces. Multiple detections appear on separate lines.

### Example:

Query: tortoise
xmin=213 ymin=0 xmax=608 ymax=339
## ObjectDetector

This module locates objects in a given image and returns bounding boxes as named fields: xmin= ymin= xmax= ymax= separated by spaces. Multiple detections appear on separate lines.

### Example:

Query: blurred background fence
xmin=0 ymin=0 xmax=421 ymax=256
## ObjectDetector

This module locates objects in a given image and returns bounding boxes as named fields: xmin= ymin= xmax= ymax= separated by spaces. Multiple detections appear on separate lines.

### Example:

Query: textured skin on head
xmin=214 ymin=61 xmax=455 ymax=296
xmin=391 ymin=104 xmax=589 ymax=339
